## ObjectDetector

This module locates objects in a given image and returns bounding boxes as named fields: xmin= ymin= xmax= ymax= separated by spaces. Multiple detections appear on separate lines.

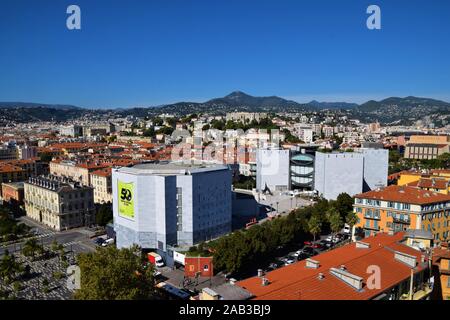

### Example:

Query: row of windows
xmin=422 ymin=211 xmax=450 ymax=220
xmin=422 ymin=203 xmax=449 ymax=211
xmin=422 ymin=220 xmax=450 ymax=230
xmin=387 ymin=211 xmax=410 ymax=222
xmin=356 ymin=198 xmax=411 ymax=210
xmin=364 ymin=208 xmax=381 ymax=219
xmin=388 ymin=202 xmax=410 ymax=210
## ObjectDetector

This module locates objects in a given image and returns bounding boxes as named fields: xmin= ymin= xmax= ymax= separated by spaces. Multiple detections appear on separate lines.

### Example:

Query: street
xmin=0 ymin=216 xmax=97 ymax=257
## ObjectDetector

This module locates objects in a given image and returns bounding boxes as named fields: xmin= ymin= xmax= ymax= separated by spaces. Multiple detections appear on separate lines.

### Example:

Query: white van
xmin=102 ymin=238 xmax=115 ymax=247
xmin=342 ymin=224 xmax=351 ymax=234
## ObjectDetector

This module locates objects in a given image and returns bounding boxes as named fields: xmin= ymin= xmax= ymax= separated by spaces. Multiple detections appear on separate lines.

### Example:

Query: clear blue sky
xmin=0 ymin=0 xmax=449 ymax=108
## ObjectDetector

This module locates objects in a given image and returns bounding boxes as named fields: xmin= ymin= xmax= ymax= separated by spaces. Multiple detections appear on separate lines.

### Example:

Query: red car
xmin=303 ymin=241 xmax=323 ymax=249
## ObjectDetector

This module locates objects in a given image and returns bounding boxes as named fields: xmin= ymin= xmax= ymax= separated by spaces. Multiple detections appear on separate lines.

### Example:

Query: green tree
xmin=0 ymin=250 xmax=22 ymax=284
xmin=74 ymin=245 xmax=158 ymax=300
xmin=345 ymin=210 xmax=359 ymax=239
xmin=334 ymin=193 xmax=354 ymax=220
xmin=22 ymin=238 xmax=43 ymax=261
xmin=96 ymin=203 xmax=113 ymax=227
xmin=328 ymin=210 xmax=344 ymax=237
xmin=39 ymin=153 xmax=53 ymax=162
xmin=307 ymin=215 xmax=322 ymax=242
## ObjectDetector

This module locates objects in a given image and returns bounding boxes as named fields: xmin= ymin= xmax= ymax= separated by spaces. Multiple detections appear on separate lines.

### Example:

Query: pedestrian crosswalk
xmin=34 ymin=232 xmax=56 ymax=239
xmin=62 ymin=241 xmax=80 ymax=248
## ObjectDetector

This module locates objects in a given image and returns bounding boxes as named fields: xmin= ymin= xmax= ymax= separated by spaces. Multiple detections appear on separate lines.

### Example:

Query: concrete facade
xmin=314 ymin=152 xmax=364 ymax=200
xmin=314 ymin=149 xmax=389 ymax=200
xmin=256 ymin=148 xmax=290 ymax=192
xmin=112 ymin=162 xmax=232 ymax=255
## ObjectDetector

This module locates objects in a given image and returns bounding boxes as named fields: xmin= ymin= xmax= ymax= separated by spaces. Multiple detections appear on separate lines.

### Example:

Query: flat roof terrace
xmin=114 ymin=161 xmax=229 ymax=176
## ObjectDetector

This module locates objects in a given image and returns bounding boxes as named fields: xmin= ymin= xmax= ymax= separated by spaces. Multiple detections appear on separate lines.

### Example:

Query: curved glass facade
xmin=290 ymin=152 xmax=314 ymax=190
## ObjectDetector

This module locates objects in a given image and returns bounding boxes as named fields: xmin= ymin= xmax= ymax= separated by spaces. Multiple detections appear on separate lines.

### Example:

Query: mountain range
xmin=1 ymin=91 xmax=449 ymax=125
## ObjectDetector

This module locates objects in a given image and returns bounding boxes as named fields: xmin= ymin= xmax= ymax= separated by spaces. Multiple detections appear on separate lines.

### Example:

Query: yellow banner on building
xmin=118 ymin=181 xmax=134 ymax=219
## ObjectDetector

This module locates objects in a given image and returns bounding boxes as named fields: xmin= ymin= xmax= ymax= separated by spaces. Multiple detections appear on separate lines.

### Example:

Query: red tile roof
xmin=354 ymin=185 xmax=450 ymax=205
xmin=237 ymin=232 xmax=428 ymax=300
xmin=90 ymin=167 xmax=112 ymax=177
xmin=415 ymin=178 xmax=449 ymax=190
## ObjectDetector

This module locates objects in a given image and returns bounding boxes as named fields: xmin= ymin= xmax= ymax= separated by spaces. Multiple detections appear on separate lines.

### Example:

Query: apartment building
xmin=59 ymin=124 xmax=83 ymax=137
xmin=397 ymin=170 xmax=450 ymax=195
xmin=24 ymin=175 xmax=95 ymax=231
xmin=404 ymin=135 xmax=450 ymax=160
xmin=0 ymin=165 xmax=26 ymax=185
xmin=0 ymin=145 xmax=18 ymax=160
xmin=432 ymin=245 xmax=450 ymax=300
xmin=225 ymin=112 xmax=268 ymax=123
xmin=90 ymin=167 xmax=112 ymax=204
xmin=236 ymin=232 xmax=433 ymax=300
xmin=354 ymin=185 xmax=450 ymax=241
xmin=50 ymin=159 xmax=110 ymax=186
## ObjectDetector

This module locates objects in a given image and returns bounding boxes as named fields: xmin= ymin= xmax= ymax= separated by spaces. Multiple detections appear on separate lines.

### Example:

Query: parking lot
xmin=262 ymin=230 xmax=351 ymax=273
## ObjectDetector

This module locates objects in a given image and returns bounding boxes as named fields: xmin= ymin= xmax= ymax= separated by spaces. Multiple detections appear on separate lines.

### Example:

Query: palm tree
xmin=22 ymin=238 xmax=43 ymax=261
xmin=308 ymin=215 xmax=322 ymax=242
xmin=0 ymin=250 xmax=22 ymax=284
xmin=329 ymin=211 xmax=344 ymax=238
xmin=346 ymin=210 xmax=359 ymax=241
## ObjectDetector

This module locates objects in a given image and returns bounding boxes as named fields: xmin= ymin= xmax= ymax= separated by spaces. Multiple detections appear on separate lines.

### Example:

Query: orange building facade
xmin=354 ymin=185 xmax=450 ymax=242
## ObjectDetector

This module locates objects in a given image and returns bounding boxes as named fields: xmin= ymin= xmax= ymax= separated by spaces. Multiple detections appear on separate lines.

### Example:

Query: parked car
xmin=296 ymin=252 xmax=309 ymax=261
xmin=301 ymin=246 xmax=316 ymax=256
xmin=326 ymin=235 xmax=339 ymax=243
xmin=268 ymin=261 xmax=283 ymax=270
xmin=319 ymin=240 xmax=332 ymax=249
xmin=293 ymin=250 xmax=302 ymax=257
xmin=283 ymin=256 xmax=296 ymax=265
xmin=92 ymin=238 xmax=104 ymax=245
xmin=101 ymin=238 xmax=115 ymax=247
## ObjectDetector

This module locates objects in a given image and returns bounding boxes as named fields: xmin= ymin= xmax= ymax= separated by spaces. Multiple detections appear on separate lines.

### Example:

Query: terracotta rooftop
xmin=90 ymin=167 xmax=112 ymax=177
xmin=354 ymin=185 xmax=450 ymax=205
xmin=415 ymin=178 xmax=449 ymax=190
xmin=0 ymin=165 xmax=24 ymax=173
xmin=237 ymin=232 xmax=428 ymax=300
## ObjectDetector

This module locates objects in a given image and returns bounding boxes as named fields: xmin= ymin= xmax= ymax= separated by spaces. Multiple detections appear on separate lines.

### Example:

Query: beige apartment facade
xmin=50 ymin=160 xmax=110 ymax=186
xmin=24 ymin=175 xmax=95 ymax=231
xmin=90 ymin=168 xmax=112 ymax=204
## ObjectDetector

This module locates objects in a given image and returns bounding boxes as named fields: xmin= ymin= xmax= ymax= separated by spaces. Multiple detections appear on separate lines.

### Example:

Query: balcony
xmin=363 ymin=225 xmax=380 ymax=231
xmin=439 ymin=267 xmax=450 ymax=275
xmin=364 ymin=215 xmax=381 ymax=220
xmin=392 ymin=217 xmax=411 ymax=224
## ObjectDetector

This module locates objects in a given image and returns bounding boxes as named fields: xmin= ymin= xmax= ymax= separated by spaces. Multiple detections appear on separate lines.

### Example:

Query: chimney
xmin=317 ymin=273 xmax=325 ymax=280
xmin=305 ymin=258 xmax=320 ymax=269
xmin=355 ymin=241 xmax=371 ymax=249
xmin=261 ymin=277 xmax=270 ymax=286
xmin=257 ymin=269 xmax=264 ymax=278
xmin=394 ymin=251 xmax=417 ymax=268
xmin=329 ymin=267 xmax=363 ymax=291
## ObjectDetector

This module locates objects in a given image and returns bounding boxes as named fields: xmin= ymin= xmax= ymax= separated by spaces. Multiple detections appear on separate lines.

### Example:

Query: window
xmin=203 ymin=264 xmax=209 ymax=271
